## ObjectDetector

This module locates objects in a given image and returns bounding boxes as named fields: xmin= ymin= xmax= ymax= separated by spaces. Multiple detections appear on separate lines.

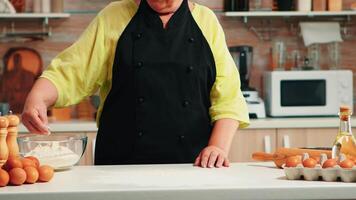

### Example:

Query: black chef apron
xmin=95 ymin=0 xmax=216 ymax=165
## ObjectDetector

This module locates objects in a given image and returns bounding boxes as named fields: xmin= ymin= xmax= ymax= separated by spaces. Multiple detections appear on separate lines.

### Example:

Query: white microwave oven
xmin=264 ymin=70 xmax=353 ymax=117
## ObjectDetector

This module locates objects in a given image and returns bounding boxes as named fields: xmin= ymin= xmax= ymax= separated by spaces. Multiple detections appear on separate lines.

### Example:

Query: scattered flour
xmin=25 ymin=142 xmax=80 ymax=169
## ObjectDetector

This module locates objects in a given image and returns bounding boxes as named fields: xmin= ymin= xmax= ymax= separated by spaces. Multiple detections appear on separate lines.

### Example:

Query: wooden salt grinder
xmin=0 ymin=115 xmax=9 ymax=167
xmin=6 ymin=113 xmax=20 ymax=158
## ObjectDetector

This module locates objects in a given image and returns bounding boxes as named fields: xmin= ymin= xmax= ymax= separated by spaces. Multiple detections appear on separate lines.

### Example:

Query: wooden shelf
xmin=225 ymin=10 xmax=356 ymax=17
xmin=0 ymin=13 xmax=70 ymax=39
xmin=225 ymin=10 xmax=356 ymax=23
xmin=0 ymin=13 xmax=70 ymax=19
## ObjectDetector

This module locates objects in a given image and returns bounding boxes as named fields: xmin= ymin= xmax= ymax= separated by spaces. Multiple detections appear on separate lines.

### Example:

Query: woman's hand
xmin=194 ymin=145 xmax=230 ymax=168
xmin=21 ymin=78 xmax=58 ymax=135
xmin=22 ymin=95 xmax=50 ymax=135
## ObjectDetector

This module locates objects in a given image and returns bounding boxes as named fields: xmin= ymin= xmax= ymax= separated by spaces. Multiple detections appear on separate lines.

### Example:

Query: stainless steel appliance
xmin=229 ymin=46 xmax=266 ymax=119
xmin=264 ymin=70 xmax=353 ymax=117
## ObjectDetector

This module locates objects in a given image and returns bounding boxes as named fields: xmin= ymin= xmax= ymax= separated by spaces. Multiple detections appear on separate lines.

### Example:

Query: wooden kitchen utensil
xmin=0 ymin=47 xmax=42 ymax=114
xmin=0 ymin=115 xmax=9 ymax=167
xmin=6 ymin=112 xmax=20 ymax=158
xmin=252 ymin=147 xmax=332 ymax=168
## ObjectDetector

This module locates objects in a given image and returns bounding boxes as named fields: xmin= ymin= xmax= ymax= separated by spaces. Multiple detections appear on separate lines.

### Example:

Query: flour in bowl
xmin=25 ymin=142 xmax=80 ymax=169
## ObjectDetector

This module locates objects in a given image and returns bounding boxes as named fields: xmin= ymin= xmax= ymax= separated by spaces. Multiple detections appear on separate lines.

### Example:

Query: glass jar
xmin=237 ymin=0 xmax=249 ymax=11
xmin=276 ymin=0 xmax=293 ymax=11
xmin=297 ymin=0 xmax=312 ymax=11
xmin=10 ymin=0 xmax=26 ymax=12
xmin=271 ymin=40 xmax=286 ymax=71
xmin=328 ymin=42 xmax=340 ymax=70
xmin=51 ymin=0 xmax=64 ymax=13
xmin=313 ymin=0 xmax=327 ymax=11
xmin=308 ymin=44 xmax=321 ymax=70
xmin=328 ymin=0 xmax=343 ymax=11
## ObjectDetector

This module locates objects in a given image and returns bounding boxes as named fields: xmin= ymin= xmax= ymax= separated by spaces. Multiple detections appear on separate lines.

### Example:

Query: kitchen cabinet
xmin=78 ymin=132 xmax=96 ymax=165
xmin=228 ymin=129 xmax=277 ymax=162
xmin=229 ymin=128 xmax=355 ymax=162
xmin=276 ymin=128 xmax=338 ymax=148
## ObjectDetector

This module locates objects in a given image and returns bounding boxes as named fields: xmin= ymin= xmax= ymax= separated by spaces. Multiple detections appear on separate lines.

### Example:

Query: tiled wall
xmin=0 ymin=0 xmax=356 ymax=117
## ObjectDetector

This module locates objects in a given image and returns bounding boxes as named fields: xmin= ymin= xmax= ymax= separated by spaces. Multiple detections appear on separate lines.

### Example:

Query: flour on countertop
xmin=25 ymin=142 xmax=80 ymax=169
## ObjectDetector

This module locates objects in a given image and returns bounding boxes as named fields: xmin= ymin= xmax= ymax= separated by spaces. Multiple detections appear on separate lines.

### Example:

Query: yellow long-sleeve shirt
xmin=41 ymin=0 xmax=250 ymax=128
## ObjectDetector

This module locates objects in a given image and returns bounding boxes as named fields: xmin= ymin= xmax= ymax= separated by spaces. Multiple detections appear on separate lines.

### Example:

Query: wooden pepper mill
xmin=6 ymin=112 xmax=20 ymax=158
xmin=0 ymin=115 xmax=9 ymax=167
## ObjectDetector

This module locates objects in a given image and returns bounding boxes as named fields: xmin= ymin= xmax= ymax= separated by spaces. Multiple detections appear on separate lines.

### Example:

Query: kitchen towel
xmin=300 ymin=22 xmax=343 ymax=46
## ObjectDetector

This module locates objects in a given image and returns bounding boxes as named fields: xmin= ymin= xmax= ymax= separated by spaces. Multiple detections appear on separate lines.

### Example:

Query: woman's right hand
xmin=22 ymin=78 xmax=59 ymax=135
xmin=22 ymin=94 xmax=50 ymax=135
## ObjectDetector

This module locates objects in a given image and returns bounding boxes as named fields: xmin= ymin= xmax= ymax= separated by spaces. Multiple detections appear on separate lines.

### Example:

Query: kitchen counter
xmin=248 ymin=117 xmax=352 ymax=129
xmin=18 ymin=117 xmax=356 ymax=133
xmin=1 ymin=162 xmax=355 ymax=200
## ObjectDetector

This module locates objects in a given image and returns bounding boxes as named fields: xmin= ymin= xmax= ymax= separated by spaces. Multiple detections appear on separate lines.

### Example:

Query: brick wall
xmin=1 ymin=0 xmax=356 ymax=117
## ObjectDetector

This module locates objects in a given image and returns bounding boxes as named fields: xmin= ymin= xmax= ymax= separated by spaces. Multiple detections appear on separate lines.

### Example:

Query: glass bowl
xmin=17 ymin=134 xmax=88 ymax=171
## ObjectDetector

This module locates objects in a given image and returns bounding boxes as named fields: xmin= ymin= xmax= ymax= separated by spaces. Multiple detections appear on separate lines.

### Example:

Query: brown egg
xmin=303 ymin=158 xmax=317 ymax=168
xmin=339 ymin=159 xmax=355 ymax=169
xmin=0 ymin=169 xmax=10 ymax=187
xmin=25 ymin=156 xmax=40 ymax=168
xmin=310 ymin=156 xmax=321 ymax=164
xmin=22 ymin=158 xmax=36 ymax=169
xmin=4 ymin=157 xmax=23 ymax=171
xmin=348 ymin=157 xmax=356 ymax=164
xmin=285 ymin=156 xmax=302 ymax=167
xmin=38 ymin=165 xmax=54 ymax=182
xmin=322 ymin=159 xmax=337 ymax=168
xmin=24 ymin=167 xmax=39 ymax=184
xmin=9 ymin=168 xmax=26 ymax=186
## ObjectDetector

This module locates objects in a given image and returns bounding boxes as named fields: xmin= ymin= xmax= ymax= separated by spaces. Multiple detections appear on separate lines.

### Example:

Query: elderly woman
xmin=22 ymin=0 xmax=249 ymax=168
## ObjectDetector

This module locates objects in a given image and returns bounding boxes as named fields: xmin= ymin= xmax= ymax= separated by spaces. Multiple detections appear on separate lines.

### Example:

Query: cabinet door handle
xmin=283 ymin=135 xmax=290 ymax=148
xmin=92 ymin=138 xmax=96 ymax=165
xmin=264 ymin=135 xmax=272 ymax=153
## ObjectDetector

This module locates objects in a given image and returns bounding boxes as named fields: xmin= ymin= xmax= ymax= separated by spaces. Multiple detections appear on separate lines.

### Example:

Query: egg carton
xmin=283 ymin=153 xmax=356 ymax=182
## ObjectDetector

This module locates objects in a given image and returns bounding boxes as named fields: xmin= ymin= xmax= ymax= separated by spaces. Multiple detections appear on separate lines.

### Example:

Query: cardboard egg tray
xmin=283 ymin=154 xmax=356 ymax=183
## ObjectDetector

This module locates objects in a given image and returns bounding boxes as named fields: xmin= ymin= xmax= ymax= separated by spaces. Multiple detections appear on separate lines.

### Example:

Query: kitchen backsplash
xmin=0 ymin=0 xmax=356 ymax=117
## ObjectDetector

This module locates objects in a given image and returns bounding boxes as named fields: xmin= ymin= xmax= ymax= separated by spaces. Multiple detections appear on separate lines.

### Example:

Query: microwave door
xmin=277 ymin=79 xmax=332 ymax=116
xmin=281 ymin=80 xmax=326 ymax=107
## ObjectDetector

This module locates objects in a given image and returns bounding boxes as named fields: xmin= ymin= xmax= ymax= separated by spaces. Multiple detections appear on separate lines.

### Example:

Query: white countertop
xmin=1 ymin=162 xmax=355 ymax=200
xmin=248 ymin=117 xmax=349 ymax=129
xmin=18 ymin=117 xmax=354 ymax=133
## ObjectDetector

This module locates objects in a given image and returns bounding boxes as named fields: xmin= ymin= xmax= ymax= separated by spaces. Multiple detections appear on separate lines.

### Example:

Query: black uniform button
xmin=136 ymin=33 xmax=142 ymax=39
xmin=136 ymin=61 xmax=143 ymax=69
xmin=138 ymin=131 xmax=144 ymax=137
xmin=187 ymin=66 xmax=194 ymax=73
xmin=183 ymin=100 xmax=190 ymax=107
xmin=188 ymin=37 xmax=195 ymax=43
xmin=137 ymin=97 xmax=145 ymax=104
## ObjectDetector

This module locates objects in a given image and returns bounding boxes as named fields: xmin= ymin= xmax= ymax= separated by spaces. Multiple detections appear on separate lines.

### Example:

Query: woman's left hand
xmin=194 ymin=146 xmax=230 ymax=168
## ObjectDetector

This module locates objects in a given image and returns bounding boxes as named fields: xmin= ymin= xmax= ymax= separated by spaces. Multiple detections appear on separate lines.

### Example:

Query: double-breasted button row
xmin=183 ymin=100 xmax=190 ymax=107
xmin=136 ymin=61 xmax=143 ymax=69
xmin=186 ymin=66 xmax=194 ymax=73
xmin=137 ymin=97 xmax=145 ymax=104
xmin=137 ymin=132 xmax=186 ymax=142
xmin=135 ymin=33 xmax=142 ymax=40
xmin=188 ymin=37 xmax=195 ymax=43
